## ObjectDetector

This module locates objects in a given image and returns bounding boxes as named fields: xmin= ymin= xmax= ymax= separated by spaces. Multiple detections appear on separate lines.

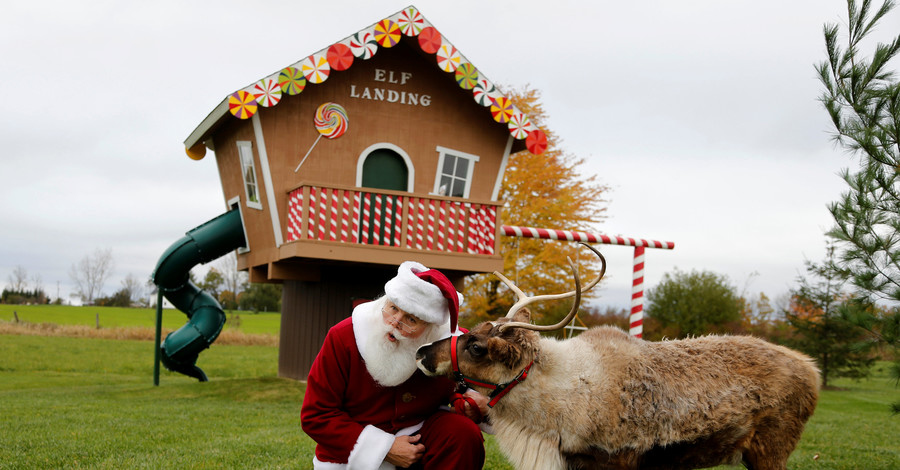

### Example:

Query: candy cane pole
xmin=500 ymin=225 xmax=673 ymax=338
xmin=631 ymin=246 xmax=645 ymax=338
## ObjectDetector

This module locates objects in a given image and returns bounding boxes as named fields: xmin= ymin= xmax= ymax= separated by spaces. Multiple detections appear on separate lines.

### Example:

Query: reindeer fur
xmin=416 ymin=310 xmax=819 ymax=470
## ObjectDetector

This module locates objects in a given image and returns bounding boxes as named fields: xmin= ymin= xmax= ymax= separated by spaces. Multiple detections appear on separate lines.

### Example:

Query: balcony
xmin=278 ymin=183 xmax=503 ymax=274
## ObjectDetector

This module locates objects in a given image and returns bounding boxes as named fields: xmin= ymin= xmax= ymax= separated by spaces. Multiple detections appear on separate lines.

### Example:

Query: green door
xmin=361 ymin=149 xmax=408 ymax=191
xmin=360 ymin=149 xmax=408 ymax=245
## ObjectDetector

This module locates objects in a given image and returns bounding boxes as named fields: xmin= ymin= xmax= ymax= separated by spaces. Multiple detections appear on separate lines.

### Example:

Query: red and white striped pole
xmin=500 ymin=225 xmax=673 ymax=338
xmin=630 ymin=246 xmax=645 ymax=338
xmin=499 ymin=225 xmax=674 ymax=250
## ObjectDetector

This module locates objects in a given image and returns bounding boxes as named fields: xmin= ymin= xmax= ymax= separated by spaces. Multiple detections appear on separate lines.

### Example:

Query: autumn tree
xmin=460 ymin=86 xmax=610 ymax=328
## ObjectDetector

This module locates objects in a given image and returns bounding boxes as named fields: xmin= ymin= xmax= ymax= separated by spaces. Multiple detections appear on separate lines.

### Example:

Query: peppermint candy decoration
xmin=301 ymin=53 xmax=331 ymax=84
xmin=508 ymin=112 xmax=531 ymax=140
xmin=455 ymin=63 xmax=478 ymax=90
xmin=349 ymin=30 xmax=378 ymax=60
xmin=490 ymin=96 xmax=514 ymax=123
xmin=326 ymin=43 xmax=354 ymax=71
xmin=374 ymin=19 xmax=401 ymax=47
xmin=251 ymin=77 xmax=282 ymax=107
xmin=418 ymin=26 xmax=441 ymax=54
xmin=526 ymin=129 xmax=548 ymax=155
xmin=228 ymin=90 xmax=258 ymax=119
xmin=278 ymin=66 xmax=306 ymax=95
xmin=436 ymin=43 xmax=461 ymax=72
xmin=397 ymin=7 xmax=425 ymax=36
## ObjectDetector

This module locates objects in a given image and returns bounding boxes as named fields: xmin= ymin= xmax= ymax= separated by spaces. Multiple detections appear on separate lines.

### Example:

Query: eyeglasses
xmin=382 ymin=303 xmax=423 ymax=333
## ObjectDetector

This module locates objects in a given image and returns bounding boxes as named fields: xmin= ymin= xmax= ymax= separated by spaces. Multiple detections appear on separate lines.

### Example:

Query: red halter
xmin=450 ymin=335 xmax=533 ymax=408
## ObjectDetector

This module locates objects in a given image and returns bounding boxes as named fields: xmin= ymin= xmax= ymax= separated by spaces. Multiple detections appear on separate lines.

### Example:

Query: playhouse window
xmin=237 ymin=141 xmax=262 ymax=210
xmin=434 ymin=146 xmax=480 ymax=198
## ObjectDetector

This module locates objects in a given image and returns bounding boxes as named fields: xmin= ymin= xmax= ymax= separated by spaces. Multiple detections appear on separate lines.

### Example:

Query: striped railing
xmin=286 ymin=185 xmax=500 ymax=255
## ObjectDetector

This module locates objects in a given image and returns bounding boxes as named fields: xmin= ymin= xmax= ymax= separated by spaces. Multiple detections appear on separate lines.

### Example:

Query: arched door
xmin=359 ymin=148 xmax=409 ymax=245
xmin=361 ymin=148 xmax=408 ymax=191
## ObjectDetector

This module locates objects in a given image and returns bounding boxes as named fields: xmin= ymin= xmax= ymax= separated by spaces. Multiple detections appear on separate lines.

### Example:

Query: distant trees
xmin=94 ymin=273 xmax=147 ymax=307
xmin=2 ymin=265 xmax=48 ymax=304
xmin=239 ymin=283 xmax=282 ymax=313
xmin=69 ymin=247 xmax=114 ymax=304
xmin=197 ymin=268 xmax=224 ymax=302
xmin=644 ymin=269 xmax=743 ymax=340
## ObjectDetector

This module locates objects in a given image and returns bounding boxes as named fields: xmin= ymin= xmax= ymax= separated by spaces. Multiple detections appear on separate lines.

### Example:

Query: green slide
xmin=151 ymin=209 xmax=246 ymax=381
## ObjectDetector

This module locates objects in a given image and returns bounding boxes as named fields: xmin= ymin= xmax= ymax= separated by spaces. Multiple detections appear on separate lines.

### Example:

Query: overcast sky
xmin=3 ymin=0 xmax=896 ymax=311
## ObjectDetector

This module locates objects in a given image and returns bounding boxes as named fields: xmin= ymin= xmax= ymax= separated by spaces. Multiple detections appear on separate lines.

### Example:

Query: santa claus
xmin=301 ymin=261 xmax=487 ymax=469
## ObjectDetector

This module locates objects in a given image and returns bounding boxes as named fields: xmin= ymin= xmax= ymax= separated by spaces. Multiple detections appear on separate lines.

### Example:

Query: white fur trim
xmin=312 ymin=457 xmax=396 ymax=470
xmin=347 ymin=425 xmax=396 ymax=470
xmin=312 ymin=422 xmax=425 ymax=470
xmin=352 ymin=298 xmax=384 ymax=356
xmin=384 ymin=261 xmax=463 ymax=326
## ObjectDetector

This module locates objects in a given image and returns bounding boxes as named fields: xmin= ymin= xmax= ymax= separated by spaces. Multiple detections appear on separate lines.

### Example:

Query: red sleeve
xmin=300 ymin=322 xmax=365 ymax=461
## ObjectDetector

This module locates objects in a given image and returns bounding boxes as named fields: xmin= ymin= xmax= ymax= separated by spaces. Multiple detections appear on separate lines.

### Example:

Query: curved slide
xmin=152 ymin=209 xmax=247 ymax=381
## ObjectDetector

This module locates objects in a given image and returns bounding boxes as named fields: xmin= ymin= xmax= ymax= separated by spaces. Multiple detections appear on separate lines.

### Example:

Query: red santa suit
xmin=301 ymin=299 xmax=485 ymax=469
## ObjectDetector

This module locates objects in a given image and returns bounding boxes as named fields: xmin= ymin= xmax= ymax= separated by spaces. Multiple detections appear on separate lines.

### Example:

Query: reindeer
xmin=416 ymin=245 xmax=819 ymax=470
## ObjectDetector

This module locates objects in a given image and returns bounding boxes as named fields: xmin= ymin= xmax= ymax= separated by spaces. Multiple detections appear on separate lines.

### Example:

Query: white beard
xmin=357 ymin=297 xmax=443 ymax=387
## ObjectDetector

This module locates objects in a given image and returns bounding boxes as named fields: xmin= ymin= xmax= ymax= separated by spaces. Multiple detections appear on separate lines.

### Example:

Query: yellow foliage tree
xmin=461 ymin=86 xmax=610 ymax=329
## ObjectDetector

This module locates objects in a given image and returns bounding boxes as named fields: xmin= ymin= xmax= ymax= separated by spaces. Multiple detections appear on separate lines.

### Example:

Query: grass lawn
xmin=1 ymin=306 xmax=898 ymax=469
xmin=0 ymin=304 xmax=282 ymax=336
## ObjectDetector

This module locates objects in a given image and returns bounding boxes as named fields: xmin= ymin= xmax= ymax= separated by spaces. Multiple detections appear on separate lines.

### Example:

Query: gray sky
xmin=2 ymin=0 xmax=894 ymax=310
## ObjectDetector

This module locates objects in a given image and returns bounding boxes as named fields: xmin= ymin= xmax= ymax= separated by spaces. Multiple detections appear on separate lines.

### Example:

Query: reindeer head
xmin=415 ymin=244 xmax=606 ymax=403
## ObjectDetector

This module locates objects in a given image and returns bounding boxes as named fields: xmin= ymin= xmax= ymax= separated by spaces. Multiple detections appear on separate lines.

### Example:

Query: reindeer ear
xmin=487 ymin=336 xmax=522 ymax=369
xmin=511 ymin=307 xmax=531 ymax=324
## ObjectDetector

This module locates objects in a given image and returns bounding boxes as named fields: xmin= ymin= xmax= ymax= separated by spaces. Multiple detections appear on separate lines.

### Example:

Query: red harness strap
xmin=450 ymin=335 xmax=533 ymax=408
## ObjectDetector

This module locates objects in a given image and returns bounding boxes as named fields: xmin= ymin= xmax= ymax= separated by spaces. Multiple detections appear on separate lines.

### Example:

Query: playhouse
xmin=180 ymin=6 xmax=548 ymax=380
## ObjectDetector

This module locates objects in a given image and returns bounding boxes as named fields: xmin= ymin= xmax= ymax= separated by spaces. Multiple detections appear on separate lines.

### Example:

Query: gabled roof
xmin=184 ymin=5 xmax=548 ymax=158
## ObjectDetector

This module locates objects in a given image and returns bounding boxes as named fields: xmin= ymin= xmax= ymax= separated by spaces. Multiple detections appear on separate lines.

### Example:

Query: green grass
xmin=1 ymin=306 xmax=898 ymax=469
xmin=0 ymin=304 xmax=282 ymax=335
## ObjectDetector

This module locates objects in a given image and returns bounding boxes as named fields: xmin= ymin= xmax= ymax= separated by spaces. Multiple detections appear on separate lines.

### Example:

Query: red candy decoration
xmin=418 ymin=26 xmax=441 ymax=54
xmin=526 ymin=129 xmax=548 ymax=155
xmin=326 ymin=43 xmax=354 ymax=71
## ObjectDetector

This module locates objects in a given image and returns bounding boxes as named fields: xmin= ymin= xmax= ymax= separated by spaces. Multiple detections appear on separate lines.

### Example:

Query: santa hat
xmin=384 ymin=261 xmax=462 ymax=333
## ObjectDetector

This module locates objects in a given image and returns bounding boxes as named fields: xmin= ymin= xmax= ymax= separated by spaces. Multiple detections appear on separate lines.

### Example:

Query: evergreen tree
xmin=784 ymin=244 xmax=875 ymax=387
xmin=818 ymin=0 xmax=900 ymax=408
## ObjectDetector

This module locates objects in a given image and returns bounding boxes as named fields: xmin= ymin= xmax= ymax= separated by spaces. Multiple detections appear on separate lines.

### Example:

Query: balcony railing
xmin=286 ymin=184 xmax=499 ymax=255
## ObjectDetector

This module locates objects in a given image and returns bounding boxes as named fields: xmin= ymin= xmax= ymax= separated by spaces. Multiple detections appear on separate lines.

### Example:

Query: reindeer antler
xmin=497 ymin=243 xmax=606 ymax=332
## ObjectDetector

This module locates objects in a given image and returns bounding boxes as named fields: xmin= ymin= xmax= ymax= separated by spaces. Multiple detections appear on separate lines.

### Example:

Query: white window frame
xmin=432 ymin=146 xmax=480 ymax=198
xmin=227 ymin=196 xmax=250 ymax=254
xmin=236 ymin=140 xmax=263 ymax=210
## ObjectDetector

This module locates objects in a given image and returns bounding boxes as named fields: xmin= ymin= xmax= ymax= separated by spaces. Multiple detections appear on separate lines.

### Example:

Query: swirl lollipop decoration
xmin=295 ymin=102 xmax=349 ymax=172
xmin=314 ymin=102 xmax=349 ymax=139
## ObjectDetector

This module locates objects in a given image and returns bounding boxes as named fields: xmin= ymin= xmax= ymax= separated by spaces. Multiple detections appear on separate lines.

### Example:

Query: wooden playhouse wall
xmin=212 ymin=37 xmax=514 ymax=277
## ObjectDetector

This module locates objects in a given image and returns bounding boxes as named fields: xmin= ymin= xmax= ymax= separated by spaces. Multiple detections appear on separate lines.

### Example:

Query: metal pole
xmin=154 ymin=290 xmax=162 ymax=386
